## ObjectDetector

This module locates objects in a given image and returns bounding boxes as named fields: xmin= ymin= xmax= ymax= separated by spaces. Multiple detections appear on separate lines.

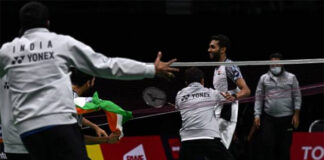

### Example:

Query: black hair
xmin=269 ymin=52 xmax=283 ymax=60
xmin=70 ymin=68 xmax=94 ymax=87
xmin=210 ymin=34 xmax=231 ymax=50
xmin=184 ymin=67 xmax=204 ymax=84
xmin=19 ymin=1 xmax=49 ymax=32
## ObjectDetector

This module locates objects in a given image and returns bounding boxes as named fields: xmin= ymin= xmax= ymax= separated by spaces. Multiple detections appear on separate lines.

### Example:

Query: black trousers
xmin=5 ymin=153 xmax=32 ymax=160
xmin=259 ymin=113 xmax=293 ymax=160
xmin=179 ymin=138 xmax=235 ymax=160
xmin=21 ymin=123 xmax=90 ymax=160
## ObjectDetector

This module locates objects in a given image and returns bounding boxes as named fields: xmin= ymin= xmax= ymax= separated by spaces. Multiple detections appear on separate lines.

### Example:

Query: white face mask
xmin=270 ymin=66 xmax=282 ymax=76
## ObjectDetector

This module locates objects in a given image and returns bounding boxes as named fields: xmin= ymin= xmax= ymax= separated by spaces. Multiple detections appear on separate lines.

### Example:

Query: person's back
xmin=176 ymin=82 xmax=221 ymax=141
xmin=0 ymin=2 xmax=178 ymax=159
xmin=175 ymin=67 xmax=234 ymax=160
xmin=1 ymin=28 xmax=79 ymax=134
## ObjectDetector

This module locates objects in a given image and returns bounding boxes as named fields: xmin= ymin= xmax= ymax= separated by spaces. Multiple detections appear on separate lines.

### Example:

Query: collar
xmin=23 ymin=28 xmax=49 ymax=35
xmin=188 ymin=82 xmax=203 ymax=87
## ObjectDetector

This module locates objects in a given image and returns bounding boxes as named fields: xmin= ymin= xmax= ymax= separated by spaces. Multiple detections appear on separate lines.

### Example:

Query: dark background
xmin=1 ymin=0 xmax=323 ymax=143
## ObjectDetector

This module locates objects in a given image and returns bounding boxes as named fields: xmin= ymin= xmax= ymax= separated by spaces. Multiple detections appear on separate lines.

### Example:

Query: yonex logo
xmin=181 ymin=95 xmax=190 ymax=101
xmin=3 ymin=82 xmax=9 ymax=90
xmin=11 ymin=56 xmax=25 ymax=65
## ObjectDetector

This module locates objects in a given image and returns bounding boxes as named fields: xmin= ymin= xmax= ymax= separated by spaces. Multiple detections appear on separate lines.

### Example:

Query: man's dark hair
xmin=269 ymin=52 xmax=283 ymax=60
xmin=19 ymin=1 xmax=49 ymax=31
xmin=70 ymin=68 xmax=94 ymax=87
xmin=184 ymin=67 xmax=204 ymax=84
xmin=211 ymin=34 xmax=231 ymax=50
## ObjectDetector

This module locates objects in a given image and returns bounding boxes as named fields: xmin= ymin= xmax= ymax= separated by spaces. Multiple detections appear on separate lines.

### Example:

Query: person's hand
xmin=292 ymin=113 xmax=300 ymax=129
xmin=154 ymin=51 xmax=179 ymax=79
xmin=107 ymin=130 xmax=122 ymax=144
xmin=254 ymin=117 xmax=261 ymax=129
xmin=247 ymin=135 xmax=252 ymax=142
xmin=95 ymin=127 xmax=108 ymax=137
xmin=221 ymin=92 xmax=237 ymax=102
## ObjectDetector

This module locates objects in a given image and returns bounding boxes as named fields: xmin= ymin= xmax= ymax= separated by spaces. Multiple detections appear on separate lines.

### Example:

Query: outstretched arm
xmin=66 ymin=36 xmax=178 ymax=80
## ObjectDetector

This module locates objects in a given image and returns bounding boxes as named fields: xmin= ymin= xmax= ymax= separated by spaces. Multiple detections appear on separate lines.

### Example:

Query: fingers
xmin=97 ymin=129 xmax=108 ymax=137
xmin=154 ymin=51 xmax=162 ymax=64
xmin=167 ymin=58 xmax=177 ymax=65
xmin=222 ymin=92 xmax=235 ymax=101
xmin=153 ymin=51 xmax=179 ymax=80
xmin=254 ymin=118 xmax=260 ymax=129
xmin=167 ymin=67 xmax=180 ymax=72
xmin=107 ymin=133 xmax=121 ymax=144
xmin=255 ymin=123 xmax=259 ymax=129
xmin=102 ymin=131 xmax=108 ymax=137
xmin=292 ymin=118 xmax=299 ymax=129
xmin=113 ymin=130 xmax=121 ymax=136
xmin=221 ymin=92 xmax=230 ymax=97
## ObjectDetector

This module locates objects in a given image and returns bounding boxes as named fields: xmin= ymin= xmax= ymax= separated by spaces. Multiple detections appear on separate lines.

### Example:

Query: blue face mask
xmin=270 ymin=66 xmax=282 ymax=76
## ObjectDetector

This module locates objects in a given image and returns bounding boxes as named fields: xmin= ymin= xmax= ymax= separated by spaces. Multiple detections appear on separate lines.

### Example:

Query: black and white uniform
xmin=213 ymin=59 xmax=242 ymax=148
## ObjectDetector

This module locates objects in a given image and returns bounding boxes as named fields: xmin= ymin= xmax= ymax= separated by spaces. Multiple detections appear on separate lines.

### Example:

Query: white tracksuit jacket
xmin=0 ymin=28 xmax=155 ymax=135
xmin=175 ymin=82 xmax=225 ymax=141
xmin=0 ymin=75 xmax=28 ymax=153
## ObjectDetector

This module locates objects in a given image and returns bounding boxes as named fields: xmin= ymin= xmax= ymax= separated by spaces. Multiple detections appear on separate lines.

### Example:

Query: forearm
xmin=82 ymin=118 xmax=98 ymax=129
xmin=68 ymin=37 xmax=155 ymax=80
xmin=235 ymin=78 xmax=251 ymax=99
xmin=84 ymin=135 xmax=107 ymax=145
xmin=236 ymin=87 xmax=251 ymax=99
xmin=294 ymin=109 xmax=300 ymax=116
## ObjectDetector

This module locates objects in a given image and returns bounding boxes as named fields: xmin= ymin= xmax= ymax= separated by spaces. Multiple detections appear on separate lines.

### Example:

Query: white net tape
xmin=170 ymin=58 xmax=324 ymax=67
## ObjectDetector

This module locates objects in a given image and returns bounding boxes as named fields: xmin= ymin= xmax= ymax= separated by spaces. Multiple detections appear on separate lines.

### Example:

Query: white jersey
xmin=0 ymin=28 xmax=155 ymax=134
xmin=213 ymin=59 xmax=242 ymax=148
xmin=213 ymin=59 xmax=242 ymax=122
xmin=213 ymin=59 xmax=242 ymax=92
xmin=0 ymin=75 xmax=28 ymax=153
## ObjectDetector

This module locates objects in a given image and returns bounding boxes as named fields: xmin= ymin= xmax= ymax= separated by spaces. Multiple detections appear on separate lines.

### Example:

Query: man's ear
xmin=90 ymin=78 xmax=95 ymax=86
xmin=201 ymin=78 xmax=204 ymax=86
xmin=45 ymin=20 xmax=50 ymax=29
xmin=221 ymin=47 xmax=227 ymax=54
xmin=86 ymin=80 xmax=91 ymax=87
